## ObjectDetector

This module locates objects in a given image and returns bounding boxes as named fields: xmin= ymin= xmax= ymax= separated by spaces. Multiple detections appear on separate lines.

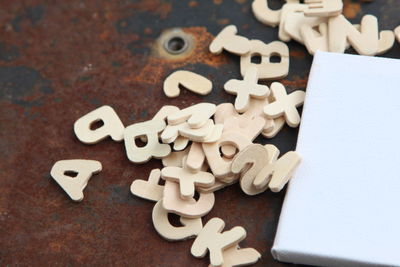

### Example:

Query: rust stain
xmin=188 ymin=1 xmax=199 ymax=7
xmin=132 ymin=27 xmax=228 ymax=85
xmin=290 ymin=50 xmax=306 ymax=59
xmin=129 ymin=0 xmax=172 ymax=19
xmin=144 ymin=27 xmax=153 ymax=35
xmin=343 ymin=1 xmax=361 ymax=19
xmin=49 ymin=242 xmax=62 ymax=252
xmin=217 ymin=18 xmax=230 ymax=25
xmin=235 ymin=0 xmax=248 ymax=4
xmin=99 ymin=30 xmax=110 ymax=40
xmin=281 ymin=75 xmax=309 ymax=90
xmin=213 ymin=0 xmax=223 ymax=5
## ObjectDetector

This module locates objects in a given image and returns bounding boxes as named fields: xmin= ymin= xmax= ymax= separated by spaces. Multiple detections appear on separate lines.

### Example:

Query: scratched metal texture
xmin=0 ymin=0 xmax=399 ymax=266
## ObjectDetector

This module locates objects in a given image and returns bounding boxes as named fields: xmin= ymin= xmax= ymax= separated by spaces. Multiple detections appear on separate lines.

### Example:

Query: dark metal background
xmin=0 ymin=0 xmax=399 ymax=266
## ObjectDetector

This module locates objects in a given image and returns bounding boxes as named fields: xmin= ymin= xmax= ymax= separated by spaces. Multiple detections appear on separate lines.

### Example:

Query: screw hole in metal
xmin=164 ymin=35 xmax=188 ymax=55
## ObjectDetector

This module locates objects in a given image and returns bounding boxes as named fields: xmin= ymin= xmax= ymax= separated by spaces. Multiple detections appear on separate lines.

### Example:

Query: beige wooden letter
xmin=203 ymin=131 xmax=252 ymax=178
xmin=74 ymin=105 xmax=124 ymax=144
xmin=186 ymin=142 xmax=206 ymax=172
xmin=252 ymin=0 xmax=283 ymax=27
xmin=284 ymin=11 xmax=326 ymax=45
xmin=240 ymin=40 xmax=289 ymax=80
xmin=328 ymin=15 xmax=379 ymax=56
xmin=301 ymin=22 xmax=393 ymax=55
xmin=263 ymin=82 xmax=305 ymax=128
xmin=167 ymin=102 xmax=216 ymax=128
xmin=278 ymin=3 xmax=306 ymax=42
xmin=231 ymin=144 xmax=279 ymax=195
xmin=179 ymin=120 xmax=219 ymax=142
xmin=300 ymin=22 xmax=329 ymax=55
xmin=197 ymin=178 xmax=238 ymax=193
xmin=124 ymin=120 xmax=171 ymax=164
xmin=163 ymin=70 xmax=212 ymax=98
xmin=377 ymin=30 xmax=395 ymax=55
xmin=209 ymin=25 xmax=251 ymax=55
xmin=215 ymin=102 xmax=267 ymax=141
xmin=161 ymin=166 xmax=215 ymax=200
xmin=173 ymin=136 xmax=190 ymax=151
xmin=163 ymin=181 xmax=215 ymax=218
xmin=224 ymin=66 xmax=270 ymax=113
xmin=152 ymin=200 xmax=203 ymax=241
xmin=303 ymin=0 xmax=343 ymax=17
xmin=254 ymin=151 xmax=301 ymax=192
xmin=150 ymin=105 xmax=190 ymax=149
xmin=161 ymin=120 xmax=219 ymax=144
xmin=130 ymin=169 xmax=163 ymax=202
xmin=191 ymin=217 xmax=247 ymax=267
xmin=208 ymin=246 xmax=261 ymax=267
xmin=140 ymin=105 xmax=180 ymax=142
xmin=215 ymin=100 xmax=274 ymax=156
xmin=50 ymin=159 xmax=102 ymax=202
xmin=262 ymin=117 xmax=286 ymax=138
xmin=162 ymin=148 xmax=189 ymax=167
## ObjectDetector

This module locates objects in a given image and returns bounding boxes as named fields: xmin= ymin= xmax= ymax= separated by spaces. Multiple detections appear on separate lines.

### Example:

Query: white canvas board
xmin=272 ymin=51 xmax=400 ymax=267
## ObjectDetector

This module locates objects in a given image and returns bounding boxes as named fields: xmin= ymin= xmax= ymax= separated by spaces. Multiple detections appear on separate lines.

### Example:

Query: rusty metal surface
xmin=0 ymin=0 xmax=399 ymax=266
